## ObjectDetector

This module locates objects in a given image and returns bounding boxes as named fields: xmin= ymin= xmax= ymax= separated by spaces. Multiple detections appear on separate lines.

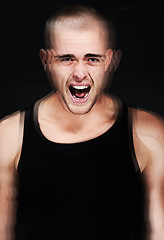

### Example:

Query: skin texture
xmin=40 ymin=17 xmax=113 ymax=116
xmin=0 ymin=13 xmax=164 ymax=240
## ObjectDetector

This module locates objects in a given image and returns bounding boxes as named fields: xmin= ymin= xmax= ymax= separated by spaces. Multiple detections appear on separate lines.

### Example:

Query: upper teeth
xmin=72 ymin=86 xmax=89 ymax=90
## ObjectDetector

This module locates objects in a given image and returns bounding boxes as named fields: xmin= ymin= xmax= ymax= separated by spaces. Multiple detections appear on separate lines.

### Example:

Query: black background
xmin=1 ymin=0 xmax=164 ymax=119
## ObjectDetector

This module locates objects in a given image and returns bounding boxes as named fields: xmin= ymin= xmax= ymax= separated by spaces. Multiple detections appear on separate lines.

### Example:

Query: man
xmin=0 ymin=3 xmax=164 ymax=240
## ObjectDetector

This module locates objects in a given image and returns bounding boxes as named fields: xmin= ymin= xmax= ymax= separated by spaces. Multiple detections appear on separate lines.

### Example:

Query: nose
xmin=73 ymin=61 xmax=88 ymax=81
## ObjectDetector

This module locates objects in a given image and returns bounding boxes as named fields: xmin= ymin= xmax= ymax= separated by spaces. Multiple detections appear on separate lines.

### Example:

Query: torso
xmin=1 ymin=94 xmax=163 ymax=240
xmin=15 ymin=94 xmax=144 ymax=239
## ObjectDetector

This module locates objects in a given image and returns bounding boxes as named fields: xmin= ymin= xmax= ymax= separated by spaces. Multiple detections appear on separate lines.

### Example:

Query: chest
xmin=38 ymin=117 xmax=116 ymax=144
xmin=19 ymin=119 xmax=136 ymax=191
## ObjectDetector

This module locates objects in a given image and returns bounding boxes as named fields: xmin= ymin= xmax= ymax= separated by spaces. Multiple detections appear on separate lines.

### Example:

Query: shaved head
xmin=44 ymin=4 xmax=117 ymax=49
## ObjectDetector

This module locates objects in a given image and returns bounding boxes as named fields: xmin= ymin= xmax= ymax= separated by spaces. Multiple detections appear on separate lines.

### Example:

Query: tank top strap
xmin=17 ymin=103 xmax=36 ymax=172
xmin=126 ymin=105 xmax=141 ymax=173
xmin=114 ymin=102 xmax=128 ymax=131
xmin=112 ymin=103 xmax=140 ymax=173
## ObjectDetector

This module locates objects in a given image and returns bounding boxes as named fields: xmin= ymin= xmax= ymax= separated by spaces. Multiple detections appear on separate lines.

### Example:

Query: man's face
xmin=46 ymin=20 xmax=113 ymax=115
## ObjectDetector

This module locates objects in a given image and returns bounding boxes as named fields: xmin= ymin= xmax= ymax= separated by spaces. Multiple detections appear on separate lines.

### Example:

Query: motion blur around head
xmin=40 ymin=3 xmax=122 ymax=115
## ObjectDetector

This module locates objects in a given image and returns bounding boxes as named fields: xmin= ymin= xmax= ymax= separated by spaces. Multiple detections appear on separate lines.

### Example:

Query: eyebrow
xmin=84 ymin=53 xmax=105 ymax=58
xmin=54 ymin=53 xmax=105 ymax=59
xmin=55 ymin=54 xmax=75 ymax=59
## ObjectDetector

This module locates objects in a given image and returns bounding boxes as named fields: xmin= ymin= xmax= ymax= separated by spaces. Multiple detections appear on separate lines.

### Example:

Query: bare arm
xmin=144 ymin=139 xmax=164 ymax=240
xmin=0 ymin=166 xmax=17 ymax=240
xmin=132 ymin=109 xmax=164 ymax=239
xmin=0 ymin=111 xmax=24 ymax=240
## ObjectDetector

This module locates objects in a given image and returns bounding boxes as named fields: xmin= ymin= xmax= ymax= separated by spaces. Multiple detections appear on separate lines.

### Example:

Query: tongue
xmin=74 ymin=89 xmax=87 ymax=98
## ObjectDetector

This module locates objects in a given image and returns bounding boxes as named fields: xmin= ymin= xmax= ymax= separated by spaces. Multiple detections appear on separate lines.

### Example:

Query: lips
xmin=69 ymin=84 xmax=91 ymax=103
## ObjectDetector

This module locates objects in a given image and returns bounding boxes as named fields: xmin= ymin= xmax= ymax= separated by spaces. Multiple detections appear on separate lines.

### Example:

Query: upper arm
xmin=131 ymin=108 xmax=164 ymax=171
xmin=0 ymin=111 xmax=24 ymax=189
xmin=131 ymin=108 xmax=164 ymax=238
xmin=0 ymin=111 xmax=25 ymax=236
xmin=0 ymin=111 xmax=25 ymax=237
xmin=0 ymin=111 xmax=25 ymax=166
xmin=144 ymin=135 xmax=164 ymax=238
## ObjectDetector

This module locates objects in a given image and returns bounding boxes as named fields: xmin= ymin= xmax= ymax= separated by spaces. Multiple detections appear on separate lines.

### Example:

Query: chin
xmin=61 ymin=89 xmax=98 ymax=115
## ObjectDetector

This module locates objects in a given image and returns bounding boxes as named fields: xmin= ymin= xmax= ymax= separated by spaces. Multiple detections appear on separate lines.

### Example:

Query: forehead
xmin=51 ymin=17 xmax=107 ymax=55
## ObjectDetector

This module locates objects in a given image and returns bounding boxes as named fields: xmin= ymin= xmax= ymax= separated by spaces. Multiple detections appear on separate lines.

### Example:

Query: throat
xmin=38 ymin=92 xmax=120 ymax=143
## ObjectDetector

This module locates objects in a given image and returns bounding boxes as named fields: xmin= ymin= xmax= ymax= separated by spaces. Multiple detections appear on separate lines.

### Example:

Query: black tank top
xmin=15 ymin=103 xmax=145 ymax=240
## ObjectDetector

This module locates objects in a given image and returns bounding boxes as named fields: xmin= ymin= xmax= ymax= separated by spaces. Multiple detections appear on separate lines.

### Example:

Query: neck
xmin=39 ymin=91 xmax=119 ymax=133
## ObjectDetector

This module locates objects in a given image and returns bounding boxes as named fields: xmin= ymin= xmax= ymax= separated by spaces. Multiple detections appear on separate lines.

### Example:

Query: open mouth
xmin=69 ymin=85 xmax=91 ymax=100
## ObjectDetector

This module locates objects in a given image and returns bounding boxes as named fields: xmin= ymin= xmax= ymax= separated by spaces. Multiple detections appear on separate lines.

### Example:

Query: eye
xmin=60 ymin=57 xmax=74 ymax=63
xmin=86 ymin=57 xmax=101 ymax=66
xmin=58 ymin=57 xmax=76 ymax=66
xmin=88 ymin=58 xmax=100 ymax=62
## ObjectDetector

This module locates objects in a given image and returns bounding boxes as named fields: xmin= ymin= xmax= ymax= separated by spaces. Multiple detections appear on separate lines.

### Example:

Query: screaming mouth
xmin=69 ymin=85 xmax=91 ymax=99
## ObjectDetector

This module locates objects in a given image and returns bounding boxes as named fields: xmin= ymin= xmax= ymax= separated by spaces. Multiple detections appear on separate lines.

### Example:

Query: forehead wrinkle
xmin=53 ymin=31 xmax=107 ymax=57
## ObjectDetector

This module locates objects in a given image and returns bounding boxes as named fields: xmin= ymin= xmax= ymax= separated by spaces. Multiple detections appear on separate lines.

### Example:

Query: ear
xmin=113 ymin=49 xmax=122 ymax=71
xmin=105 ymin=49 xmax=113 ymax=71
xmin=39 ymin=49 xmax=47 ymax=71
xmin=107 ymin=49 xmax=122 ymax=72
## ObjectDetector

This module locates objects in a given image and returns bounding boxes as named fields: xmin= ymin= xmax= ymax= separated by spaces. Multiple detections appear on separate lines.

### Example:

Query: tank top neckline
xmin=32 ymin=100 xmax=125 ymax=148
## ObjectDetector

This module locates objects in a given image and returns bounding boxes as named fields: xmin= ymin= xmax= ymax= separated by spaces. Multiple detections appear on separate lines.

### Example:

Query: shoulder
xmin=0 ymin=111 xmax=25 ymax=170
xmin=130 ymin=107 xmax=164 ymax=141
xmin=129 ymin=107 xmax=164 ymax=171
